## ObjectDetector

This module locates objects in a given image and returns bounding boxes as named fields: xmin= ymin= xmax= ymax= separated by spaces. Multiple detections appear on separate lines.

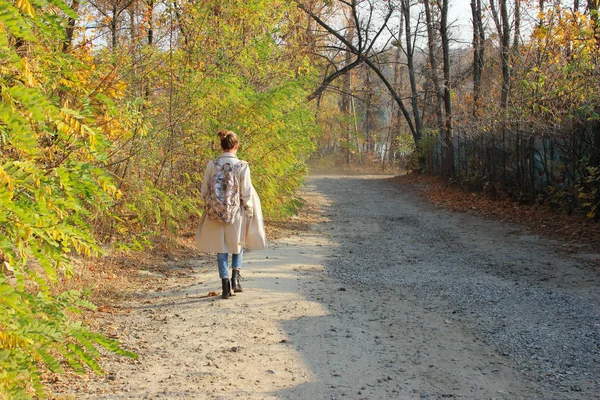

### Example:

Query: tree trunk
xmin=145 ymin=0 xmax=154 ymax=99
xmin=513 ymin=0 xmax=521 ymax=58
xmin=365 ymin=70 xmax=373 ymax=153
xmin=424 ymin=0 xmax=445 ymax=139
xmin=439 ymin=0 xmax=454 ymax=179
xmin=489 ymin=0 xmax=502 ymax=36
xmin=500 ymin=0 xmax=511 ymax=112
xmin=343 ymin=23 xmax=354 ymax=165
xmin=470 ymin=0 xmax=485 ymax=115
xmin=402 ymin=0 xmax=422 ymax=142
xmin=62 ymin=0 xmax=80 ymax=52
xmin=589 ymin=1 xmax=600 ymax=167
xmin=389 ymin=43 xmax=403 ymax=169
xmin=111 ymin=4 xmax=118 ymax=51
xmin=147 ymin=0 xmax=154 ymax=45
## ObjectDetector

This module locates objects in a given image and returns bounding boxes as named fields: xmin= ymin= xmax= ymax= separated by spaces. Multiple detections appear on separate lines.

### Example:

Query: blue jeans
xmin=217 ymin=251 xmax=243 ymax=279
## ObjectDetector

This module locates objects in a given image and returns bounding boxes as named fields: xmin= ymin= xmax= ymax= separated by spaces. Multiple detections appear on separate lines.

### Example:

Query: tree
xmin=470 ymin=0 xmax=485 ymax=114
xmin=297 ymin=0 xmax=421 ymax=145
xmin=490 ymin=0 xmax=513 ymax=112
xmin=438 ymin=0 xmax=454 ymax=177
xmin=424 ymin=0 xmax=445 ymax=139
xmin=1 ymin=0 xmax=137 ymax=396
xmin=400 ymin=0 xmax=423 ymax=142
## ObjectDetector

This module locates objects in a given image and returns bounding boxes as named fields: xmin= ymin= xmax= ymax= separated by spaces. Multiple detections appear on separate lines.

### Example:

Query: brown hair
xmin=217 ymin=129 xmax=239 ymax=151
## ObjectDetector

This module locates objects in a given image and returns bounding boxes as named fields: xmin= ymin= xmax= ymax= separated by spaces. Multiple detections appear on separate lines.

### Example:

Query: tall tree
xmin=438 ymin=0 xmax=454 ymax=177
xmin=364 ymin=69 xmax=375 ymax=153
xmin=470 ymin=0 xmax=485 ymax=114
xmin=341 ymin=12 xmax=355 ymax=164
xmin=424 ymin=0 xmax=445 ymax=139
xmin=500 ymin=0 xmax=511 ymax=111
xmin=401 ymin=0 xmax=423 ymax=140
xmin=297 ymin=1 xmax=420 ymax=144
xmin=387 ymin=14 xmax=406 ymax=169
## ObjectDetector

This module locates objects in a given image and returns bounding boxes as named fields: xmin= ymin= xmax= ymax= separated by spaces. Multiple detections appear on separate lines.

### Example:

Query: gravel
xmin=313 ymin=175 xmax=600 ymax=398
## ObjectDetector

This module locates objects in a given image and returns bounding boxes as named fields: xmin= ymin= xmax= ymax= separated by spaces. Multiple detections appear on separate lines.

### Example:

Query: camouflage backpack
xmin=205 ymin=158 xmax=245 ymax=224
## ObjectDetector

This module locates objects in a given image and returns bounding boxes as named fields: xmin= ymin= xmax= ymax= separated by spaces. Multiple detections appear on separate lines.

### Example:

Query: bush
xmin=578 ymin=166 xmax=600 ymax=220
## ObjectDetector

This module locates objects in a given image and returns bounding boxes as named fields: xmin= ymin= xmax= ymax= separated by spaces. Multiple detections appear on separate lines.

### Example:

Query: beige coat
xmin=194 ymin=153 xmax=267 ymax=254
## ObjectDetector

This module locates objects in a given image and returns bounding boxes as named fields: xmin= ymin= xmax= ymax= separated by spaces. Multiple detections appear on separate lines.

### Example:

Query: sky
xmin=447 ymin=0 xmax=540 ymax=46
xmin=448 ymin=0 xmax=476 ymax=45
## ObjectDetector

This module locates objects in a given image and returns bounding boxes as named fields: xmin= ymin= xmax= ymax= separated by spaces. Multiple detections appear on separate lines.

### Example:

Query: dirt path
xmin=60 ymin=175 xmax=599 ymax=399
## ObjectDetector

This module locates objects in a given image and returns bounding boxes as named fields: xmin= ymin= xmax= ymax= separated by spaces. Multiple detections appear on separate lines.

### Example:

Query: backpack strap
xmin=233 ymin=161 xmax=246 ymax=172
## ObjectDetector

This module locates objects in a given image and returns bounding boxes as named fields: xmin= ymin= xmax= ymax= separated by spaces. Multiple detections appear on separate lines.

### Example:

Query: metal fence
xmin=425 ymin=125 xmax=598 ymax=204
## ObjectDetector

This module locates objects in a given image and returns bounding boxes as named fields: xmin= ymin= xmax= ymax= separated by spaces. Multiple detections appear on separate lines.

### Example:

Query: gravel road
xmin=59 ymin=175 xmax=599 ymax=400
xmin=311 ymin=175 xmax=599 ymax=399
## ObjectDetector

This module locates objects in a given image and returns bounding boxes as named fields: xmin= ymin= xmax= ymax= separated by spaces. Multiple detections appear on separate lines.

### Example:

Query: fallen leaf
xmin=97 ymin=305 xmax=113 ymax=313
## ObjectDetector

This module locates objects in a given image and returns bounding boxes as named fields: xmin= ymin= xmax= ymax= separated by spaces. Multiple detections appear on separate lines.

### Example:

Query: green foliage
xmin=225 ymin=78 xmax=318 ymax=218
xmin=0 ymin=284 xmax=137 ymax=398
xmin=0 ymin=0 xmax=136 ymax=397
xmin=101 ymin=0 xmax=319 ymax=237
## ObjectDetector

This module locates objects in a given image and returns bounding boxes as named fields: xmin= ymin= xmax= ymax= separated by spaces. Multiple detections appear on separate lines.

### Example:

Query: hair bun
xmin=217 ymin=129 xmax=232 ymax=141
xmin=217 ymin=129 xmax=239 ymax=150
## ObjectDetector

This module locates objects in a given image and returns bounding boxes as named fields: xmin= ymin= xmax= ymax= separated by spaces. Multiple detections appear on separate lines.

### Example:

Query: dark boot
xmin=231 ymin=269 xmax=243 ymax=293
xmin=221 ymin=278 xmax=232 ymax=299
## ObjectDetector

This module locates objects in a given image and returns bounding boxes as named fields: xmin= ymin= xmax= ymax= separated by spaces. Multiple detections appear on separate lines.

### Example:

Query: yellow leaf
xmin=22 ymin=226 xmax=31 ymax=241
xmin=16 ymin=0 xmax=35 ymax=17
xmin=0 ymin=166 xmax=15 ymax=192
xmin=21 ymin=59 xmax=35 ymax=86
xmin=586 ymin=210 xmax=596 ymax=219
xmin=0 ymin=331 xmax=30 ymax=350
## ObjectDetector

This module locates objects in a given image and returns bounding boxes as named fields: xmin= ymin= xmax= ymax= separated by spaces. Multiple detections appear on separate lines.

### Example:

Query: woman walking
xmin=195 ymin=130 xmax=266 ymax=299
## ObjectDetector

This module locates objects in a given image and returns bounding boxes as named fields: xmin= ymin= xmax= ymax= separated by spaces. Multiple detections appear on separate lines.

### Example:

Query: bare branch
xmin=365 ymin=3 xmax=394 ymax=55
xmin=308 ymin=58 xmax=362 ymax=101
xmin=296 ymin=2 xmax=360 ymax=54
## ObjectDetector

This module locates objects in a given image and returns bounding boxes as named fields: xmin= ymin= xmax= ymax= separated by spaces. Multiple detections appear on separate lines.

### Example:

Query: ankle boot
xmin=231 ymin=269 xmax=243 ymax=293
xmin=221 ymin=278 xmax=232 ymax=299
